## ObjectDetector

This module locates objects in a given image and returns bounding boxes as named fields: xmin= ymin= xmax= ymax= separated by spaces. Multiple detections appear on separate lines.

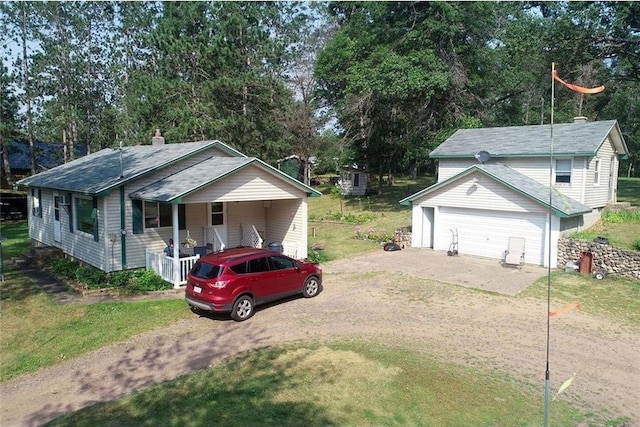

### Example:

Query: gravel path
xmin=1 ymin=250 xmax=638 ymax=426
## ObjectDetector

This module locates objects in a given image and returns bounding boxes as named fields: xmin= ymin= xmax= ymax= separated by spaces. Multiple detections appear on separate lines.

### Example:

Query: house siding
xmin=28 ymin=189 xmax=107 ymax=271
xmin=182 ymin=166 xmax=302 ymax=203
xmin=266 ymin=198 xmax=307 ymax=259
xmin=584 ymin=137 xmax=616 ymax=207
xmin=416 ymin=173 xmax=547 ymax=214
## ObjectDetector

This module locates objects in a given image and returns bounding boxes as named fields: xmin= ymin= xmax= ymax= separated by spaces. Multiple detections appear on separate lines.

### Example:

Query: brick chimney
xmin=573 ymin=116 xmax=588 ymax=123
xmin=151 ymin=129 xmax=165 ymax=146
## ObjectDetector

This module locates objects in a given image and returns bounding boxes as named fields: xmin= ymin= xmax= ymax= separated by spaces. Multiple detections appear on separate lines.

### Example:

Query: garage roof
xmin=400 ymin=164 xmax=592 ymax=217
xmin=431 ymin=120 xmax=629 ymax=159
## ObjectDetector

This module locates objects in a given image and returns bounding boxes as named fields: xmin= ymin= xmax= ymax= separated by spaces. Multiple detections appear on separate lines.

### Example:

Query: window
xmin=144 ymin=201 xmax=172 ymax=228
xmin=211 ymin=202 xmax=224 ymax=226
xmin=353 ymin=173 xmax=360 ymax=187
xmin=555 ymin=159 xmax=572 ymax=184
xmin=248 ymin=257 xmax=270 ymax=273
xmin=76 ymin=197 xmax=95 ymax=235
xmin=31 ymin=189 xmax=42 ymax=217
xmin=594 ymin=158 xmax=601 ymax=186
xmin=230 ymin=262 xmax=248 ymax=274
xmin=270 ymin=256 xmax=296 ymax=270
xmin=131 ymin=200 xmax=185 ymax=234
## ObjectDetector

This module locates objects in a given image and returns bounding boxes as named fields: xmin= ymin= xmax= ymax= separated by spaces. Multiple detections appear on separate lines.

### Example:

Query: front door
xmin=53 ymin=195 xmax=62 ymax=243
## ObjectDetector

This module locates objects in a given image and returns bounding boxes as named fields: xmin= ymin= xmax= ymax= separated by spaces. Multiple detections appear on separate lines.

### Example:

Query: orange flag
xmin=552 ymin=70 xmax=605 ymax=94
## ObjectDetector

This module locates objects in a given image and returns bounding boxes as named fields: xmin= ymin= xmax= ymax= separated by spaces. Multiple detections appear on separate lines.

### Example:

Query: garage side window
xmin=555 ymin=159 xmax=572 ymax=184
xmin=593 ymin=158 xmax=601 ymax=186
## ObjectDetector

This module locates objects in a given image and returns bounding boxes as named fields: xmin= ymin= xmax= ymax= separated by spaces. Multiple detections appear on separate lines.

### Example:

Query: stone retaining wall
xmin=558 ymin=237 xmax=640 ymax=281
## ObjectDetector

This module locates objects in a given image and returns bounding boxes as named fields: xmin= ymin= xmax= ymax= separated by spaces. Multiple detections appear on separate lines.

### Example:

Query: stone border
xmin=558 ymin=237 xmax=640 ymax=280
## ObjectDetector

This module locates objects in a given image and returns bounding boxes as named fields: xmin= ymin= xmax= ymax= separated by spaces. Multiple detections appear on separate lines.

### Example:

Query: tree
xmin=0 ymin=64 xmax=21 ymax=187
xmin=316 ymin=2 xmax=499 ymax=192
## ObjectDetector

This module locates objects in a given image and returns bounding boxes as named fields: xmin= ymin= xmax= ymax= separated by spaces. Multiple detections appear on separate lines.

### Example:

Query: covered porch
xmin=142 ymin=198 xmax=308 ymax=288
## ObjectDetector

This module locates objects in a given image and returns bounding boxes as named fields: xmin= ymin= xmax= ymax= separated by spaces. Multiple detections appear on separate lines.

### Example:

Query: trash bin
xmin=267 ymin=241 xmax=283 ymax=253
xmin=579 ymin=251 xmax=593 ymax=275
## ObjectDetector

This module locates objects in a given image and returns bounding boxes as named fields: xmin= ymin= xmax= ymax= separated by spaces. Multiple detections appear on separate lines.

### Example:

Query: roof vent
xmin=573 ymin=116 xmax=588 ymax=123
xmin=152 ymin=129 xmax=165 ymax=146
xmin=474 ymin=150 xmax=491 ymax=164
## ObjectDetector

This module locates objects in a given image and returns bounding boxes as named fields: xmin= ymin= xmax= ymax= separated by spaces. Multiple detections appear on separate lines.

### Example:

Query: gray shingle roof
xmin=400 ymin=163 xmax=591 ymax=217
xmin=17 ymin=141 xmax=225 ymax=194
xmin=129 ymin=157 xmax=255 ymax=202
xmin=430 ymin=120 xmax=627 ymax=158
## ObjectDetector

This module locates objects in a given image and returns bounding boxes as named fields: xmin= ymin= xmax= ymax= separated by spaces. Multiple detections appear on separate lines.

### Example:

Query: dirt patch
xmin=1 ymin=250 xmax=638 ymax=426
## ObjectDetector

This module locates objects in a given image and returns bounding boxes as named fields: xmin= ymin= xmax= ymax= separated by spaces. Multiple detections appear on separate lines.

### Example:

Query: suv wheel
xmin=231 ymin=295 xmax=254 ymax=321
xmin=302 ymin=276 xmax=320 ymax=298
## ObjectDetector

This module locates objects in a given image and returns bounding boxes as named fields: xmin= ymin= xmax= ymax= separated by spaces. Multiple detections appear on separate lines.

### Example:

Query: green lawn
xmin=45 ymin=342 xmax=586 ymax=427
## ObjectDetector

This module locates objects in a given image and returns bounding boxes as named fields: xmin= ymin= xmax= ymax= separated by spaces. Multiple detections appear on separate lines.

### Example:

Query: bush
xmin=129 ymin=270 xmax=171 ymax=292
xmin=75 ymin=266 xmax=107 ymax=288
xmin=633 ymin=239 xmax=640 ymax=252
xmin=49 ymin=257 xmax=80 ymax=278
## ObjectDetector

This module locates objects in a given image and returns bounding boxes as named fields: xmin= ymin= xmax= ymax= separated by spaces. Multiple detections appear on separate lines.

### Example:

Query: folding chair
xmin=503 ymin=237 xmax=525 ymax=267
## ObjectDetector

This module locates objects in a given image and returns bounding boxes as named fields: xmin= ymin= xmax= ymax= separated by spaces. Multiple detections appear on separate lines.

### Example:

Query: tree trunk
xmin=20 ymin=3 xmax=36 ymax=175
xmin=1 ymin=143 xmax=14 ymax=188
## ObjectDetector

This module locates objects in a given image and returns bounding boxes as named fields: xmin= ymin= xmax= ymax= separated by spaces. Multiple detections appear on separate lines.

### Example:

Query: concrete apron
xmin=322 ymin=247 xmax=549 ymax=296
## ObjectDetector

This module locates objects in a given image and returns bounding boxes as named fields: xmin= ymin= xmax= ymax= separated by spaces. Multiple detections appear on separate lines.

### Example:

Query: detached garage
xmin=401 ymin=164 xmax=591 ymax=268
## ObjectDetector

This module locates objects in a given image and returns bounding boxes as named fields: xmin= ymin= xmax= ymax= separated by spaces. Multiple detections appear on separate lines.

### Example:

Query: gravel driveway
xmin=1 ymin=248 xmax=638 ymax=426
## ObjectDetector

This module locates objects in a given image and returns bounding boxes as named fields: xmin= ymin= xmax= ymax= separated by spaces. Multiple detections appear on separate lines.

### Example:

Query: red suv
xmin=185 ymin=248 xmax=322 ymax=321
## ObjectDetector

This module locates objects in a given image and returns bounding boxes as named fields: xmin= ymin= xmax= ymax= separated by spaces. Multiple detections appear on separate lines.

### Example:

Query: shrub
xmin=75 ymin=265 xmax=107 ymax=288
xmin=633 ymin=239 xmax=640 ymax=252
xmin=130 ymin=270 xmax=171 ymax=292
xmin=49 ymin=257 xmax=80 ymax=278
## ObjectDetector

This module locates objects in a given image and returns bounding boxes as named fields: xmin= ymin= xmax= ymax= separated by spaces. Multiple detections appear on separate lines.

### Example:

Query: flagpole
xmin=544 ymin=62 xmax=555 ymax=427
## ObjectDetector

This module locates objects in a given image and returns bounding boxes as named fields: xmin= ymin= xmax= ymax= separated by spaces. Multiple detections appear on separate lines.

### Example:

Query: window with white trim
xmin=594 ymin=158 xmax=601 ymax=186
xmin=210 ymin=202 xmax=224 ymax=226
xmin=555 ymin=159 xmax=572 ymax=184
xmin=144 ymin=201 xmax=172 ymax=228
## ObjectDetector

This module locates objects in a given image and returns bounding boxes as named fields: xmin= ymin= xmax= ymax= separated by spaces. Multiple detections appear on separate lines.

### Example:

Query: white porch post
xmin=172 ymin=204 xmax=180 ymax=288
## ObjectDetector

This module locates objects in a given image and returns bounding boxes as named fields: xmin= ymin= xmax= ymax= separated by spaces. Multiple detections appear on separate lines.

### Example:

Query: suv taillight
xmin=210 ymin=280 xmax=229 ymax=289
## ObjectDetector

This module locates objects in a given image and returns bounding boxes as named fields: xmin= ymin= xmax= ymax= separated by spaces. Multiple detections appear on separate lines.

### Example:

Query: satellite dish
xmin=475 ymin=150 xmax=491 ymax=164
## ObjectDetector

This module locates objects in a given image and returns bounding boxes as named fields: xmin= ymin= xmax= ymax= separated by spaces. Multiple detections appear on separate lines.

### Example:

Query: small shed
xmin=338 ymin=162 xmax=369 ymax=196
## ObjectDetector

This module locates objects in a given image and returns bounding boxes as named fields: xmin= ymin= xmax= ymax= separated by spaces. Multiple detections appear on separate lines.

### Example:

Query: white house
xmin=17 ymin=138 xmax=321 ymax=287
xmin=400 ymin=118 xmax=629 ymax=268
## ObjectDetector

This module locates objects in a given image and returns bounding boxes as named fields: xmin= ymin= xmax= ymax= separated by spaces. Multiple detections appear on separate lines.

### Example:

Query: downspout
xmin=120 ymin=186 xmax=127 ymax=269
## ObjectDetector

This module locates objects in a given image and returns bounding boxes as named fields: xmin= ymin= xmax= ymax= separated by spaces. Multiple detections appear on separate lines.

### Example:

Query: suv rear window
xmin=190 ymin=261 xmax=223 ymax=279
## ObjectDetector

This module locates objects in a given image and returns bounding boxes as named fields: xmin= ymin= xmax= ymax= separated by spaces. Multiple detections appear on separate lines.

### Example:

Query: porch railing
xmin=203 ymin=227 xmax=226 ymax=252
xmin=146 ymin=248 xmax=199 ymax=288
xmin=242 ymin=224 xmax=263 ymax=248
xmin=283 ymin=241 xmax=301 ymax=259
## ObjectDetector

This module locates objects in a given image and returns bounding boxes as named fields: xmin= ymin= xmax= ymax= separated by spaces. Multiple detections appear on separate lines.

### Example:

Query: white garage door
xmin=437 ymin=207 xmax=547 ymax=265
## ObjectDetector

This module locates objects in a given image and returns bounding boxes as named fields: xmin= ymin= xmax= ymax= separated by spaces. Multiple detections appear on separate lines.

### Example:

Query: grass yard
xmin=44 ymin=341 xmax=583 ymax=427
xmin=520 ymin=272 xmax=640 ymax=327
xmin=308 ymin=176 xmax=432 ymax=261
xmin=617 ymin=177 xmax=640 ymax=206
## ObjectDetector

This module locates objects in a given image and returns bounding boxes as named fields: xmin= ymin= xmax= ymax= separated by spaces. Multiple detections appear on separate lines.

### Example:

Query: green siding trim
xmin=120 ymin=186 xmax=127 ymax=268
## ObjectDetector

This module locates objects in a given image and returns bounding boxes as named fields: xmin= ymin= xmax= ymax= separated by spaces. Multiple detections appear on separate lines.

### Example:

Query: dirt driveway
xmin=1 ymin=249 xmax=638 ymax=426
